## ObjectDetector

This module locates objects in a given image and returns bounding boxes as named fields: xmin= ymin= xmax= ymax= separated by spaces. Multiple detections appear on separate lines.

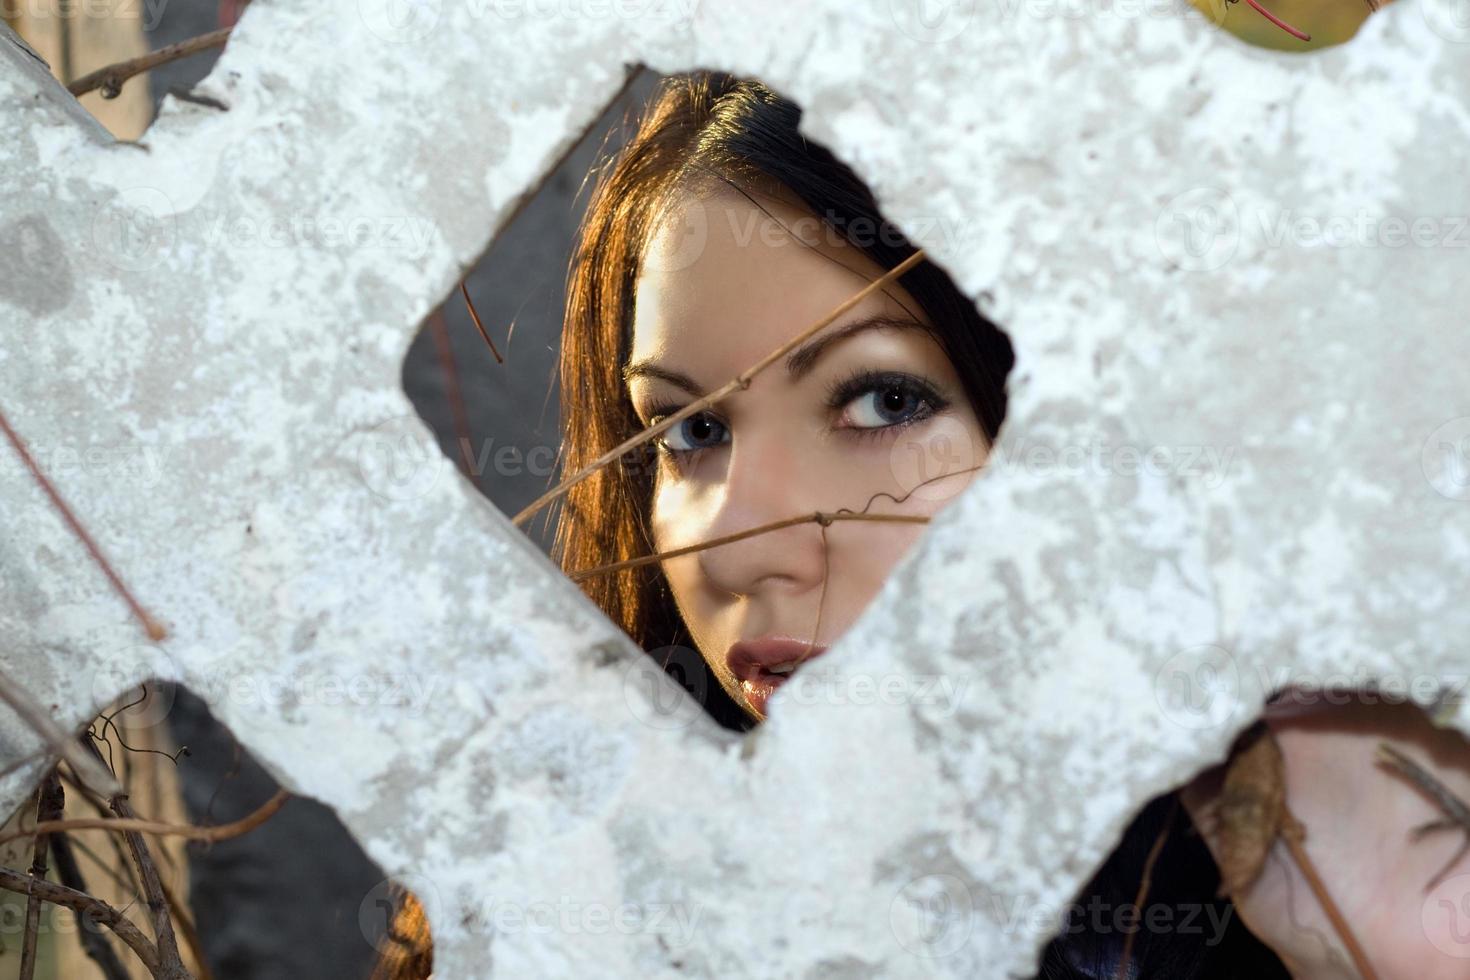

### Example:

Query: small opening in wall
xmin=1042 ymin=689 xmax=1470 ymax=977
xmin=0 ymin=681 xmax=405 ymax=979
xmin=402 ymin=67 xmax=1016 ymax=736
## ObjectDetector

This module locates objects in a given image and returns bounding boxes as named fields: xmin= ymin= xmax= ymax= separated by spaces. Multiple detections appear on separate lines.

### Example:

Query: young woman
xmin=551 ymin=71 xmax=1010 ymax=728
xmin=380 ymin=70 xmax=1470 ymax=979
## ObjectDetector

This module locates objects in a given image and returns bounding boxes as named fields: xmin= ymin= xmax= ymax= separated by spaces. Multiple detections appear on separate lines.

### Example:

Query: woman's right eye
xmin=651 ymin=411 xmax=729 ymax=455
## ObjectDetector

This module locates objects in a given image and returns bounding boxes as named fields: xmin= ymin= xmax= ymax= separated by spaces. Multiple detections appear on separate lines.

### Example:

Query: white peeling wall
xmin=1 ymin=1 xmax=1468 ymax=976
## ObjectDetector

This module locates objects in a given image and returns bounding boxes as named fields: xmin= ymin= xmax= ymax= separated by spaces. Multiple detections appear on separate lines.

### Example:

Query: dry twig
xmin=0 ymin=404 xmax=166 ymax=640
xmin=81 ymin=740 xmax=193 ymax=980
xmin=512 ymin=249 xmax=928 ymax=527
xmin=0 ymin=664 xmax=122 ymax=797
xmin=68 ymin=28 xmax=232 ymax=100
xmin=0 ymin=787 xmax=290 ymax=850
xmin=18 ymin=770 xmax=65 ymax=980
xmin=0 ymin=866 xmax=162 ymax=974
xmin=1114 ymin=798 xmax=1177 ymax=980
xmin=50 ymin=829 xmax=132 ymax=980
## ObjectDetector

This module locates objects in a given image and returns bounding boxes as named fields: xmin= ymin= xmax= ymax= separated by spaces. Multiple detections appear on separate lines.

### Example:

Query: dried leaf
xmin=1212 ymin=727 xmax=1288 ymax=897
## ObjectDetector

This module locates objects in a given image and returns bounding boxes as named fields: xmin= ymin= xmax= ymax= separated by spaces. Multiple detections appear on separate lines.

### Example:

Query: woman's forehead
xmin=630 ymin=187 xmax=927 ymax=367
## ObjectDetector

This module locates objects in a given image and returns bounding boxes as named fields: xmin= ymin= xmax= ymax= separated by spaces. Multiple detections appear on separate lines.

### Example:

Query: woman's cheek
xmin=651 ymin=468 xmax=708 ymax=547
xmin=883 ymin=412 xmax=988 ymax=508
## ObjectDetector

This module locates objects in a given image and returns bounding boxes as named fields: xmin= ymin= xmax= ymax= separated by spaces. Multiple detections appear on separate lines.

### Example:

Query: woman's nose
xmin=695 ymin=426 xmax=828 ymax=598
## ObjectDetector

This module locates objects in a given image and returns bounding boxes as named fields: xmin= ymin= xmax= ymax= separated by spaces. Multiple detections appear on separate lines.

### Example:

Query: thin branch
xmin=0 ymin=404 xmax=167 ymax=640
xmin=51 ymin=830 xmax=133 ymax=980
xmin=19 ymin=770 xmax=65 ymax=980
xmin=1115 ymin=797 xmax=1178 ymax=980
xmin=82 ymin=741 xmax=192 ymax=980
xmin=67 ymin=27 xmax=232 ymax=100
xmin=161 ymin=872 xmax=213 ymax=980
xmin=568 ymin=458 xmax=988 ymax=582
xmin=0 ymin=664 xmax=122 ymax=798
xmin=56 ymin=767 xmax=145 ymax=898
xmin=0 ymin=788 xmax=290 ymax=850
xmin=428 ymin=309 xmax=481 ymax=485
xmin=0 ymin=865 xmax=161 ymax=975
xmin=512 ymin=249 xmax=928 ymax=527
xmin=1280 ymin=812 xmax=1380 ymax=980
xmin=459 ymin=281 xmax=504 ymax=364
xmin=570 ymin=511 xmax=929 ymax=582
xmin=1237 ymin=0 xmax=1312 ymax=41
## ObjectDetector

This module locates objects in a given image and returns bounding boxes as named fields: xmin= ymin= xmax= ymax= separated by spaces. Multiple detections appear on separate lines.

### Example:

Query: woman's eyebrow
xmin=783 ymin=312 xmax=926 ymax=382
xmin=622 ymin=312 xmax=927 ymax=396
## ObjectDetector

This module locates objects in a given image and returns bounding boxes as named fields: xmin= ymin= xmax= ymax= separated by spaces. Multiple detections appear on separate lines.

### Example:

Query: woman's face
xmin=625 ymin=184 xmax=987 ymax=721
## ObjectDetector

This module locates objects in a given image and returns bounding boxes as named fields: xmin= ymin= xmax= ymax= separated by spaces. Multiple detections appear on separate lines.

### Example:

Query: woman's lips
xmin=725 ymin=637 xmax=829 ymax=718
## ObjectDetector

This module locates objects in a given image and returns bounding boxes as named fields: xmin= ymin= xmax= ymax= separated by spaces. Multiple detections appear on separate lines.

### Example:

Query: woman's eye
xmin=840 ymin=383 xmax=931 ymax=429
xmin=655 ymin=411 xmax=729 ymax=453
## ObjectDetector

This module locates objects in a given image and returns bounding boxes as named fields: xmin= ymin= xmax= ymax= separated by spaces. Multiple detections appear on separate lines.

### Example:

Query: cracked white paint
xmin=2 ymin=0 xmax=1469 ymax=976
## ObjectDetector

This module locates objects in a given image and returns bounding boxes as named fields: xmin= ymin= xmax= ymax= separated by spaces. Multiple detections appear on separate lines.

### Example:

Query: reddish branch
xmin=1114 ymin=799 xmax=1177 ymax=980
xmin=0 ymin=404 xmax=167 ymax=641
xmin=1279 ymin=817 xmax=1379 ymax=980
xmin=0 ymin=787 xmax=290 ymax=849
xmin=460 ymin=281 xmax=504 ymax=364
xmin=428 ymin=309 xmax=480 ymax=482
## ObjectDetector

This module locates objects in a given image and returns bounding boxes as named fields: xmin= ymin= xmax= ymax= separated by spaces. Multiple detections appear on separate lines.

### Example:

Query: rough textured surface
xmin=2 ymin=2 xmax=1468 ymax=977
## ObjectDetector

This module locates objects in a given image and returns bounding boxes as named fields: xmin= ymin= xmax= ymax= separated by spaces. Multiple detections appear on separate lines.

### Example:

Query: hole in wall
xmin=0 ymin=681 xmax=413 ymax=980
xmin=400 ymin=67 xmax=1017 ymax=735
xmin=1031 ymin=689 xmax=1470 ymax=977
